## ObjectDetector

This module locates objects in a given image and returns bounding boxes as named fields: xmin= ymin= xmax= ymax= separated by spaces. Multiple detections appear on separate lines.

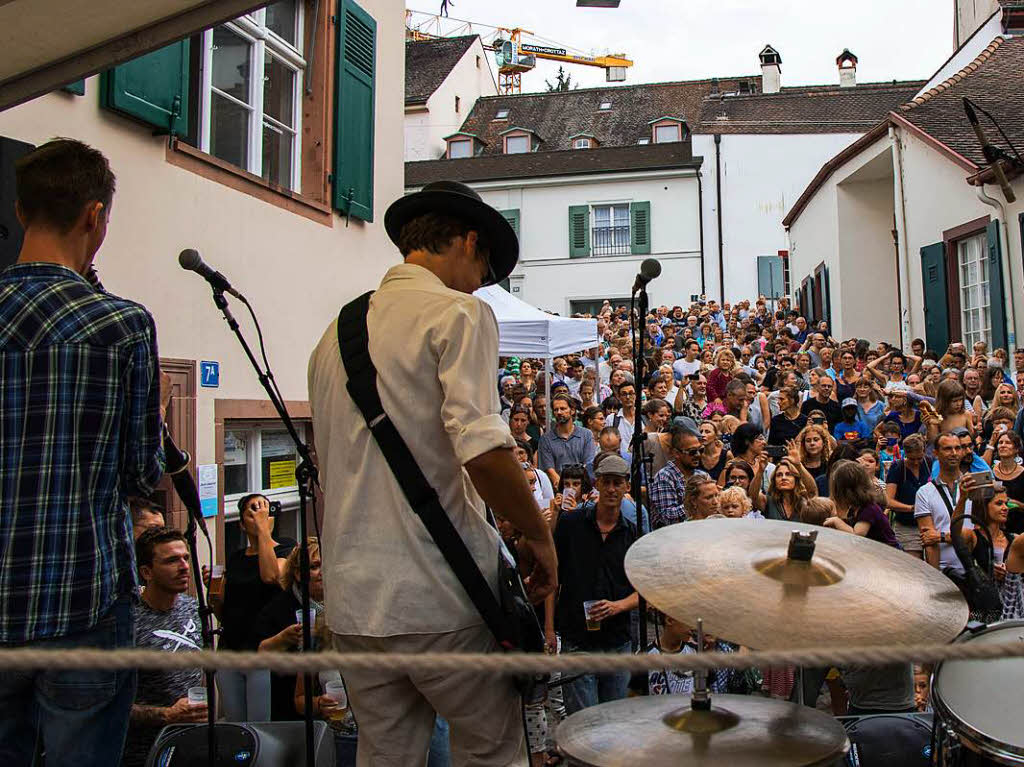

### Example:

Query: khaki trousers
xmin=333 ymin=624 xmax=527 ymax=767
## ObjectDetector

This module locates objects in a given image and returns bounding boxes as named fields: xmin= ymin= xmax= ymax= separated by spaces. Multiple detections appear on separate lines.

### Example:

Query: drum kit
xmin=555 ymin=518 xmax=1024 ymax=766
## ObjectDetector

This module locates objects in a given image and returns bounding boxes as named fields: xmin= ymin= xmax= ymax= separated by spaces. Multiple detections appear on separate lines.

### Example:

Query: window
xmin=654 ymin=123 xmax=681 ymax=143
xmin=599 ymin=101 xmax=612 ymax=110
xmin=592 ymin=204 xmax=630 ymax=256
xmin=448 ymin=138 xmax=472 ymax=158
xmin=957 ymin=233 xmax=991 ymax=349
xmin=573 ymin=138 xmax=592 ymax=149
xmin=637 ymin=138 xmax=650 ymax=145
xmin=476 ymin=55 xmax=481 ymax=68
xmin=200 ymin=1 xmax=305 ymax=190
xmin=505 ymin=134 xmax=530 ymax=154
xmin=224 ymin=424 xmax=309 ymax=517
xmin=495 ymin=108 xmax=509 ymax=119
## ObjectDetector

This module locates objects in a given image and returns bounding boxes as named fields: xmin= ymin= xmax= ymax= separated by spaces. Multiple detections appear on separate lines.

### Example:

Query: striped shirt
xmin=0 ymin=263 xmax=164 ymax=643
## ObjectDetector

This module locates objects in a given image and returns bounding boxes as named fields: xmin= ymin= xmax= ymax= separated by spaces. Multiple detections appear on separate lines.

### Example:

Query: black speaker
xmin=144 ymin=722 xmax=335 ymax=767
xmin=837 ymin=713 xmax=933 ymax=766
xmin=0 ymin=136 xmax=34 ymax=271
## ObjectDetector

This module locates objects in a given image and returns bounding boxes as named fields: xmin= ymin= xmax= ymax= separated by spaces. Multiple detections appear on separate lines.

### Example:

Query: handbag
xmin=337 ymin=292 xmax=546 ymax=697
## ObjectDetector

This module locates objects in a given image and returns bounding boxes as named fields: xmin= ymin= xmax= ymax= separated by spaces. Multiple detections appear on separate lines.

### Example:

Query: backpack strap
xmin=336 ymin=293 xmax=513 ymax=648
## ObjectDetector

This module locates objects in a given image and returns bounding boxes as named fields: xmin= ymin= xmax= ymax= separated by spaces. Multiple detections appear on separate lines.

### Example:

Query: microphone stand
xmin=209 ymin=289 xmax=319 ymax=767
xmin=629 ymin=281 xmax=651 ymax=683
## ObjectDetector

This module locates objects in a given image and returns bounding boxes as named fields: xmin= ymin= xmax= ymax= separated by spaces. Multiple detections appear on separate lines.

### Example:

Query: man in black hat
xmin=308 ymin=181 xmax=556 ymax=765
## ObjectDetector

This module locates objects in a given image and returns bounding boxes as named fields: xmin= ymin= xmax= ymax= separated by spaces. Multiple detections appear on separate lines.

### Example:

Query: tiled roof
xmin=699 ymin=81 xmax=925 ymax=135
xmin=898 ymin=35 xmax=1024 ymax=168
xmin=405 ymin=35 xmax=478 ymax=105
xmin=406 ymin=142 xmax=701 ymax=187
xmin=454 ymin=77 xmax=759 ymax=155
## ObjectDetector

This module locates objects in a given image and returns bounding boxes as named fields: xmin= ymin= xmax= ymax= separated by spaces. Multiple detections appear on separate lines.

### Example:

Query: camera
xmin=268 ymin=500 xmax=283 ymax=517
xmin=764 ymin=445 xmax=787 ymax=460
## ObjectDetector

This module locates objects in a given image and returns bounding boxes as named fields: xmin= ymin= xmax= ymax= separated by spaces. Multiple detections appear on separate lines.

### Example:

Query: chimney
xmin=837 ymin=48 xmax=858 ymax=88
xmin=759 ymin=45 xmax=782 ymax=94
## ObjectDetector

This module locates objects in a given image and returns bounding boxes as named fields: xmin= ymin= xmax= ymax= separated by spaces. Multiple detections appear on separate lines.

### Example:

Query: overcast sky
xmin=406 ymin=0 xmax=952 ymax=91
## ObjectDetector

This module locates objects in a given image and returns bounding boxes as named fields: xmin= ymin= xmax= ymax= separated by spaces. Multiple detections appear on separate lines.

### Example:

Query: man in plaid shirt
xmin=0 ymin=139 xmax=166 ymax=767
xmin=648 ymin=418 xmax=705 ymax=529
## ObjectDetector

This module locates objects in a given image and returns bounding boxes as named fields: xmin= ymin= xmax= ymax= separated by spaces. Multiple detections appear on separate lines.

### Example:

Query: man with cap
xmin=308 ymin=180 xmax=557 ymax=765
xmin=833 ymin=398 xmax=871 ymax=444
xmin=553 ymin=453 xmax=638 ymax=715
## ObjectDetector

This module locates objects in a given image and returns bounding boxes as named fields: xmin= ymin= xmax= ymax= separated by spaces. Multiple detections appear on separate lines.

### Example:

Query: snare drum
xmin=932 ymin=620 xmax=1024 ymax=765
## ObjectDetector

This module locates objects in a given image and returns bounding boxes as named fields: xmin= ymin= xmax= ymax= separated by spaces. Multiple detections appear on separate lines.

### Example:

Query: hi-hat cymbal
xmin=625 ymin=518 xmax=967 ymax=649
xmin=557 ymin=694 xmax=849 ymax=767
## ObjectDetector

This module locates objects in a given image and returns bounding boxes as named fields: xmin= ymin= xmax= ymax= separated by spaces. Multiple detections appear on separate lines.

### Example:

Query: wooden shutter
xmin=920 ymin=242 xmax=949 ymax=353
xmin=99 ymin=40 xmax=190 ymax=135
xmin=568 ymin=205 xmax=590 ymax=258
xmin=630 ymin=201 xmax=651 ymax=255
xmin=987 ymin=220 xmax=1008 ymax=351
xmin=62 ymin=80 xmax=85 ymax=96
xmin=332 ymin=0 xmax=377 ymax=222
xmin=499 ymin=209 xmax=520 ymax=239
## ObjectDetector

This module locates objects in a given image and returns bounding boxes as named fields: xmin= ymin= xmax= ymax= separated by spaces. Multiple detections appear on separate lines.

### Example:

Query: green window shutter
xmin=499 ymin=209 xmax=520 ymax=239
xmin=568 ymin=205 xmax=590 ymax=258
xmin=62 ymin=80 xmax=85 ymax=96
xmin=920 ymin=242 xmax=949 ymax=353
xmin=99 ymin=40 xmax=190 ymax=135
xmin=332 ymin=0 xmax=376 ymax=222
xmin=630 ymin=200 xmax=651 ymax=255
xmin=987 ymin=220 xmax=1008 ymax=350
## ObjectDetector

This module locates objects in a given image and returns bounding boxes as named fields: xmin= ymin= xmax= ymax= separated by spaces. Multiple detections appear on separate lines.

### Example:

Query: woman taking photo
xmin=698 ymin=420 xmax=731 ymax=480
xmin=794 ymin=423 xmax=831 ymax=479
xmin=768 ymin=385 xmax=808 ymax=446
xmin=823 ymin=461 xmax=899 ymax=546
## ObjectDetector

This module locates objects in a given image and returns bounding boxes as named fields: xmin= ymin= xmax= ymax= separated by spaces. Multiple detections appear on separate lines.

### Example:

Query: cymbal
xmin=557 ymin=694 xmax=849 ymax=767
xmin=625 ymin=518 xmax=967 ymax=649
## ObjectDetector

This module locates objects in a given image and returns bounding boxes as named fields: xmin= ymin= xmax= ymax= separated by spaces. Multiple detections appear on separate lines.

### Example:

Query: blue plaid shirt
xmin=0 ymin=264 xmax=164 ymax=643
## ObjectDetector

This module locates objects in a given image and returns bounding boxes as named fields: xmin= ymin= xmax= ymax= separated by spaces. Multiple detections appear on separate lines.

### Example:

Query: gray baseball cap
xmin=594 ymin=453 xmax=630 ymax=477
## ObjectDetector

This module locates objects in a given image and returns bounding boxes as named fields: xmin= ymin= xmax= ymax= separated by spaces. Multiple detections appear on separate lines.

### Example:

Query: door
xmin=155 ymin=358 xmax=197 ymax=532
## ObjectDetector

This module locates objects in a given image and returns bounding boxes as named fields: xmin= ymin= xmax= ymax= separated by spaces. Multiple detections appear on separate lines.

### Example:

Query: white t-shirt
xmin=914 ymin=479 xmax=973 ymax=572
xmin=673 ymin=358 xmax=701 ymax=380
xmin=530 ymin=467 xmax=554 ymax=507
xmin=309 ymin=263 xmax=512 ymax=637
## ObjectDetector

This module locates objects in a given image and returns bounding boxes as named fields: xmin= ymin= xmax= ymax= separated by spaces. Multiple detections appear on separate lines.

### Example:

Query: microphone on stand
xmin=632 ymin=258 xmax=662 ymax=293
xmin=178 ymin=249 xmax=245 ymax=299
xmin=163 ymin=426 xmax=210 ymax=538
xmin=963 ymin=98 xmax=1016 ymax=203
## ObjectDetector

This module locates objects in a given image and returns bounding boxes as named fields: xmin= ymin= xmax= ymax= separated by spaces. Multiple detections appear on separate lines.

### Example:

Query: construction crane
xmin=490 ymin=28 xmax=633 ymax=94
xmin=405 ymin=10 xmax=633 ymax=95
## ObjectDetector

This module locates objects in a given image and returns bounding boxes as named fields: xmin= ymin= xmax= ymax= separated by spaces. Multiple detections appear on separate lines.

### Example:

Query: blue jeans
xmin=0 ymin=595 xmax=137 ymax=767
xmin=561 ymin=640 xmax=632 ymax=716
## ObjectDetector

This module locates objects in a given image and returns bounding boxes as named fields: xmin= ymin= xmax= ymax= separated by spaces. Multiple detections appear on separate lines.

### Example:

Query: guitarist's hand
xmin=521 ymin=532 xmax=557 ymax=605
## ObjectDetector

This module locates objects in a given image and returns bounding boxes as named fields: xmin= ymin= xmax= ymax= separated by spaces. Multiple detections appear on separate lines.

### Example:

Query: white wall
xmin=923 ymin=7 xmax=1003 ymax=99
xmin=0 ymin=0 xmax=405 ymax=556
xmin=474 ymin=170 xmax=701 ymax=313
xmin=693 ymin=132 xmax=863 ymax=304
xmin=404 ymin=37 xmax=496 ymax=161
xmin=955 ymin=0 xmax=1001 ymax=49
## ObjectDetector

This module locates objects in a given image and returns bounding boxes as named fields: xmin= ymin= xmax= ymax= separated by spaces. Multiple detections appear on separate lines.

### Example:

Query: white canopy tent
xmin=475 ymin=286 xmax=599 ymax=427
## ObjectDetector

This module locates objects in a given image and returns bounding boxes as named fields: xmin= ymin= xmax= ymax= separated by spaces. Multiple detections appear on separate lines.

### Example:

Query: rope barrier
xmin=2 ymin=636 xmax=1023 ymax=674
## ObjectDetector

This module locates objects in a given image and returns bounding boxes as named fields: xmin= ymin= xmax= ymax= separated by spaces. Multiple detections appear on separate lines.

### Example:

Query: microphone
xmin=964 ymin=98 xmax=1016 ymax=203
xmin=178 ymin=249 xmax=245 ymax=299
xmin=631 ymin=258 xmax=662 ymax=293
xmin=163 ymin=426 xmax=210 ymax=537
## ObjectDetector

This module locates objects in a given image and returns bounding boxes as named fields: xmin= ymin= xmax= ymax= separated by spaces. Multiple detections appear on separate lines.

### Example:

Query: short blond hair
xmin=280 ymin=537 xmax=320 ymax=591
xmin=719 ymin=485 xmax=752 ymax=516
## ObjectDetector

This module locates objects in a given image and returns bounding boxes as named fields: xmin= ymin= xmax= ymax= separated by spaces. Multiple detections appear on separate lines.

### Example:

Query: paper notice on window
xmin=198 ymin=464 xmax=219 ymax=518
xmin=269 ymin=459 xmax=297 ymax=489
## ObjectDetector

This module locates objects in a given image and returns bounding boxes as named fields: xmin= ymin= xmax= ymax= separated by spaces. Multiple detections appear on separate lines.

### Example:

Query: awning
xmin=474 ymin=285 xmax=599 ymax=358
xmin=0 ymin=0 xmax=266 ymax=110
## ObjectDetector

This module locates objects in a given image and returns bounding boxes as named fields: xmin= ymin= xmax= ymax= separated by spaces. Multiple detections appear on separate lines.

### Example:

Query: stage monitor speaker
xmin=837 ymin=713 xmax=933 ymax=766
xmin=0 ymin=136 xmax=34 ymax=271
xmin=144 ymin=721 xmax=335 ymax=767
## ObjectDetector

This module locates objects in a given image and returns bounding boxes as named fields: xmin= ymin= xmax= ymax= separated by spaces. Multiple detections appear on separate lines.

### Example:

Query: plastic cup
xmin=324 ymin=680 xmax=348 ymax=706
xmin=211 ymin=565 xmax=224 ymax=578
xmin=187 ymin=686 xmax=207 ymax=706
xmin=583 ymin=600 xmax=601 ymax=631
xmin=295 ymin=608 xmax=316 ymax=626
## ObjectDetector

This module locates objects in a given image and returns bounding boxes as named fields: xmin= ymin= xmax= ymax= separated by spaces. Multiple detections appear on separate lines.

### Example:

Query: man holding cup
xmin=553 ymin=453 xmax=639 ymax=714
xmin=123 ymin=528 xmax=205 ymax=767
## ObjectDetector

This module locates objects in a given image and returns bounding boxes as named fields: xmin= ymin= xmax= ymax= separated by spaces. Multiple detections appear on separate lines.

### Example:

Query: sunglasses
xmin=678 ymin=447 xmax=703 ymax=457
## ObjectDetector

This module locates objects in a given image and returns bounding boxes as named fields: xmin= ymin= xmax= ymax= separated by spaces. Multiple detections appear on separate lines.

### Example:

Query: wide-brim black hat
xmin=384 ymin=180 xmax=519 ymax=287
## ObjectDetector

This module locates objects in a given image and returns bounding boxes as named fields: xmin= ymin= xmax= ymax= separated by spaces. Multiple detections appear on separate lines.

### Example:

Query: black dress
xmin=997 ymin=471 xmax=1024 ymax=535
xmin=768 ymin=412 xmax=807 ymax=446
xmin=220 ymin=538 xmax=296 ymax=651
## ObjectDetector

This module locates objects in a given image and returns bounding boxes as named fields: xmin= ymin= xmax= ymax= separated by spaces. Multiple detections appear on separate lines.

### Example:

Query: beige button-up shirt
xmin=308 ymin=263 xmax=514 ymax=637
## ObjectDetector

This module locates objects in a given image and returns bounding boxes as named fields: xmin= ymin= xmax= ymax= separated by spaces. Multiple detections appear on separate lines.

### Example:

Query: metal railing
xmin=591 ymin=225 xmax=631 ymax=256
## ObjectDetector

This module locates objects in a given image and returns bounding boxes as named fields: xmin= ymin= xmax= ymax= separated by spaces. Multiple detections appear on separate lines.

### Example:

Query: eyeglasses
xmin=677 ymin=446 xmax=703 ymax=457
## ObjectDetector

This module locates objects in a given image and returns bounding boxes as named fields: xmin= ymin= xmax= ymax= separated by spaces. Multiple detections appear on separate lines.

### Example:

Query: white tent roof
xmin=475 ymin=285 xmax=598 ymax=358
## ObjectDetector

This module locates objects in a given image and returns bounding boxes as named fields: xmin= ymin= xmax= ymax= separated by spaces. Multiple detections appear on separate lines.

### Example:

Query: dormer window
xmin=499 ymin=127 xmax=539 ymax=155
xmin=495 ymin=108 xmax=509 ymax=120
xmin=448 ymin=139 xmax=472 ymax=159
xmin=569 ymin=133 xmax=597 ymax=150
xmin=574 ymin=138 xmax=592 ymax=149
xmin=649 ymin=117 xmax=687 ymax=144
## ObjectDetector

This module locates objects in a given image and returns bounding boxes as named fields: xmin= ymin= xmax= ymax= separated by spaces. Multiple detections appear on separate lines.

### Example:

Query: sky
xmin=406 ymin=0 xmax=953 ymax=92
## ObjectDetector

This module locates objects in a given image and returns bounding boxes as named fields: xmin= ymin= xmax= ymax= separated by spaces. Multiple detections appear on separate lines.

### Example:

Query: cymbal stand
xmin=692 ymin=618 xmax=711 ymax=711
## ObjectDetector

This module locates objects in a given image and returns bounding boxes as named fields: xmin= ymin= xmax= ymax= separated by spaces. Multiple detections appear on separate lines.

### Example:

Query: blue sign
xmin=200 ymin=360 xmax=220 ymax=388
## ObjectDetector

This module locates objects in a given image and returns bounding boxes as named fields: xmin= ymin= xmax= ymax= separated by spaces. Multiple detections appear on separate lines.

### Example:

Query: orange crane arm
xmin=529 ymin=51 xmax=632 ymax=69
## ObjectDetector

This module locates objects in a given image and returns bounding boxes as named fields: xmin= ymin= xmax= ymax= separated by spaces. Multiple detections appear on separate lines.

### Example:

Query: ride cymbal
xmin=557 ymin=694 xmax=849 ymax=767
xmin=625 ymin=518 xmax=967 ymax=649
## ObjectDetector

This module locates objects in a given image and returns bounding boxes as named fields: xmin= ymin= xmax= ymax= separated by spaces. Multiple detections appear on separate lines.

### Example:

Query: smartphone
xmin=886 ymin=438 xmax=897 ymax=448
xmin=764 ymin=445 xmax=787 ymax=460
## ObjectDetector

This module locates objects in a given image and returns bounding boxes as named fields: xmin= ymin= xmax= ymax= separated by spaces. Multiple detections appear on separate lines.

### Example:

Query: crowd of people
xmin=495 ymin=295 xmax=1024 ymax=764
